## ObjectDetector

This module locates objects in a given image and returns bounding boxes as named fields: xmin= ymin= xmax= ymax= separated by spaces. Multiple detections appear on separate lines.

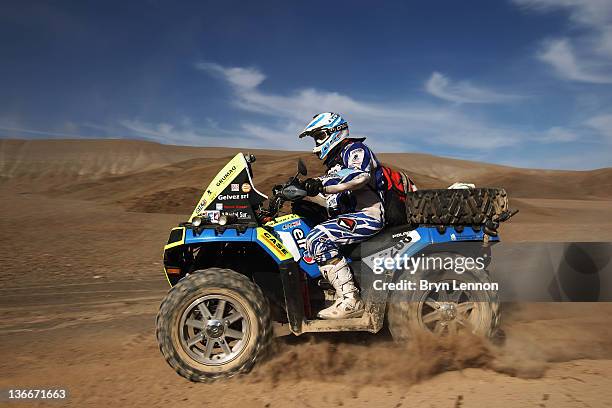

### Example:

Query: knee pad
xmin=305 ymin=226 xmax=338 ymax=263
xmin=304 ymin=227 xmax=320 ymax=255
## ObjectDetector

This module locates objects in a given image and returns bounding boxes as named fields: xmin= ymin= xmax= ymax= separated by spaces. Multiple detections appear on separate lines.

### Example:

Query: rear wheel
xmin=156 ymin=268 xmax=272 ymax=382
xmin=387 ymin=264 xmax=500 ymax=341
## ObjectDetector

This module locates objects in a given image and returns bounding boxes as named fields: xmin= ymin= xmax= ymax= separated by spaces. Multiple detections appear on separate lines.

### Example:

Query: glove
xmin=303 ymin=178 xmax=323 ymax=196
xmin=272 ymin=184 xmax=283 ymax=195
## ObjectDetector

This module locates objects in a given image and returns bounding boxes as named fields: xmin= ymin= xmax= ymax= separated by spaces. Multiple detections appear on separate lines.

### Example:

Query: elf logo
xmin=291 ymin=228 xmax=316 ymax=264
xmin=337 ymin=217 xmax=357 ymax=232
xmin=291 ymin=228 xmax=307 ymax=249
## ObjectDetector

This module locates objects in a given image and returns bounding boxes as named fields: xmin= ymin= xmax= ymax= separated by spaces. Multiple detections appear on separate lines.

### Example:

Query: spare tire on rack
xmin=404 ymin=188 xmax=509 ymax=229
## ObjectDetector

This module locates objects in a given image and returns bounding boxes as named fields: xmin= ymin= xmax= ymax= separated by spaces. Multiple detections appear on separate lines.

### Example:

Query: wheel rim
xmin=417 ymin=279 xmax=478 ymax=335
xmin=178 ymin=294 xmax=250 ymax=365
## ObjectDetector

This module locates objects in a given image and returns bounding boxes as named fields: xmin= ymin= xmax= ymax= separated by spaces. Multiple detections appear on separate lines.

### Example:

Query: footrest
xmin=301 ymin=313 xmax=374 ymax=333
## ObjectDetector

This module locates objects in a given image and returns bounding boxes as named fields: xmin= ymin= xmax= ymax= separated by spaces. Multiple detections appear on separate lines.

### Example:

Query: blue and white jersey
xmin=319 ymin=141 xmax=383 ymax=221
xmin=341 ymin=140 xmax=379 ymax=173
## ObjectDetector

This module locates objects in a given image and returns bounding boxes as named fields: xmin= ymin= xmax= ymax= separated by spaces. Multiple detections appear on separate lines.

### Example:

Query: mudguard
xmin=163 ymin=222 xmax=305 ymax=283
xmin=165 ymin=226 xmax=297 ymax=265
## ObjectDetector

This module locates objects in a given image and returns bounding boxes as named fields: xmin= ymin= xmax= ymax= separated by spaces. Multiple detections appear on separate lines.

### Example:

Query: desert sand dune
xmin=0 ymin=139 xmax=288 ymax=187
xmin=2 ymin=139 xmax=610 ymax=213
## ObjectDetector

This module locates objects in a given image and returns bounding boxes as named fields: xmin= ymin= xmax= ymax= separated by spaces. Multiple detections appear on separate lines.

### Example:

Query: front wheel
xmin=156 ymin=268 xmax=272 ymax=382
xmin=387 ymin=264 xmax=500 ymax=342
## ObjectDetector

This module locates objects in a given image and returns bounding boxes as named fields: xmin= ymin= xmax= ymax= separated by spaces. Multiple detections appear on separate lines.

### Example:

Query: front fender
xmin=163 ymin=226 xmax=297 ymax=284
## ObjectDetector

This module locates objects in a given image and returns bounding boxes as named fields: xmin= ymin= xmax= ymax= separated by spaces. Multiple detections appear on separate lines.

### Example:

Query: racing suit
xmin=304 ymin=140 xmax=384 ymax=319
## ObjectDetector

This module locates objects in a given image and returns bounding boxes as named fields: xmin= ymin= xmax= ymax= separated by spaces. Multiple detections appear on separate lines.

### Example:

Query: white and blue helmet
xmin=299 ymin=112 xmax=349 ymax=161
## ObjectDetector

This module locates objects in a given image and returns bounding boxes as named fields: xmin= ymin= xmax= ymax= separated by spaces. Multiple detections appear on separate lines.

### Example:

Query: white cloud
xmin=585 ymin=113 xmax=612 ymax=140
xmin=538 ymin=126 xmax=578 ymax=142
xmin=538 ymin=38 xmax=612 ymax=83
xmin=118 ymin=117 xmax=306 ymax=149
xmin=195 ymin=61 xmax=524 ymax=151
xmin=531 ymin=115 xmax=612 ymax=144
xmin=119 ymin=119 xmax=216 ymax=146
xmin=195 ymin=62 xmax=265 ymax=89
xmin=120 ymin=62 xmax=608 ymax=160
xmin=425 ymin=72 xmax=523 ymax=103
xmin=513 ymin=0 xmax=612 ymax=83
xmin=240 ymin=122 xmax=304 ymax=148
xmin=512 ymin=0 xmax=612 ymax=27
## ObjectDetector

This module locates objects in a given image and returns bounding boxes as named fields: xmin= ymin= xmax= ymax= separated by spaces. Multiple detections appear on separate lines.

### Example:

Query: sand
xmin=1 ymin=139 xmax=611 ymax=407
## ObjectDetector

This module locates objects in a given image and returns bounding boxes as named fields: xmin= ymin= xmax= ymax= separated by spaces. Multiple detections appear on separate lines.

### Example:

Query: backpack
xmin=377 ymin=166 xmax=417 ymax=226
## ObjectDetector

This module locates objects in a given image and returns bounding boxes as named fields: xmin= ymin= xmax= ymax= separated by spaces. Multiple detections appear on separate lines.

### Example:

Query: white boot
xmin=317 ymin=258 xmax=364 ymax=319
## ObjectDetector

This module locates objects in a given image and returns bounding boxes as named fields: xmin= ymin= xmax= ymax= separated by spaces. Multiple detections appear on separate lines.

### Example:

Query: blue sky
xmin=1 ymin=0 xmax=611 ymax=169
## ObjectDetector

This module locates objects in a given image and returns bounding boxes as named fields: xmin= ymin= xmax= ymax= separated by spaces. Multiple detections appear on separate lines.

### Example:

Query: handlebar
xmin=281 ymin=184 xmax=308 ymax=201
xmin=261 ymin=177 xmax=308 ymax=220
xmin=254 ymin=157 xmax=311 ymax=222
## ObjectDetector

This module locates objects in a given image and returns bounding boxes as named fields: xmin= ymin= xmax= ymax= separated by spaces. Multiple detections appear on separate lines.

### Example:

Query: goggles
xmin=299 ymin=122 xmax=348 ymax=146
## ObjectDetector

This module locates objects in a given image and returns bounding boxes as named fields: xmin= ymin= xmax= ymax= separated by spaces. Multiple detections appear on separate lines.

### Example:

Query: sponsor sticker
xmin=363 ymin=230 xmax=422 ymax=272
xmin=265 ymin=214 xmax=300 ymax=226
xmin=235 ymin=211 xmax=251 ymax=219
xmin=290 ymin=227 xmax=317 ymax=264
xmin=215 ymin=203 xmax=223 ymax=210
xmin=282 ymin=220 xmax=302 ymax=230
xmin=201 ymin=210 xmax=220 ymax=223
xmin=223 ymin=204 xmax=248 ymax=209
xmin=349 ymin=148 xmax=365 ymax=167
xmin=257 ymin=229 xmax=291 ymax=260
xmin=215 ymin=165 xmax=237 ymax=187
xmin=292 ymin=227 xmax=306 ymax=245
xmin=392 ymin=230 xmax=413 ymax=239
xmin=195 ymin=199 xmax=208 ymax=213
xmin=337 ymin=217 xmax=357 ymax=232
xmin=302 ymin=254 xmax=316 ymax=264
xmin=218 ymin=193 xmax=249 ymax=201
xmin=231 ymin=183 xmax=240 ymax=192
xmin=326 ymin=194 xmax=338 ymax=208
xmin=241 ymin=183 xmax=252 ymax=193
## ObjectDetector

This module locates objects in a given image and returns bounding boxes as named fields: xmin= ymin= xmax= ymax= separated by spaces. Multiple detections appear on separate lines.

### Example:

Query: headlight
xmin=218 ymin=214 xmax=237 ymax=226
xmin=191 ymin=216 xmax=203 ymax=227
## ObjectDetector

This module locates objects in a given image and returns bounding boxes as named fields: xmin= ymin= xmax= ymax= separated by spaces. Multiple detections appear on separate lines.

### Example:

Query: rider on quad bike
xmin=156 ymin=117 xmax=515 ymax=381
xmin=299 ymin=112 xmax=384 ymax=319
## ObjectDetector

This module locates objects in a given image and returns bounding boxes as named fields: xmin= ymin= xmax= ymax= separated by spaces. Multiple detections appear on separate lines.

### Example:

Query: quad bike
xmin=156 ymin=153 xmax=517 ymax=382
